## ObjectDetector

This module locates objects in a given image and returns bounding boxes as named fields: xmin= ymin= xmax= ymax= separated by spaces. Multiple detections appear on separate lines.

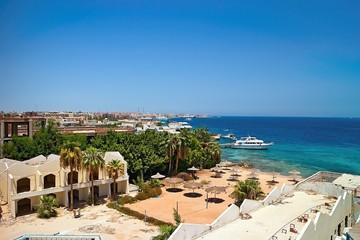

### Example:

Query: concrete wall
xmin=297 ymin=181 xmax=343 ymax=196
xmin=211 ymin=204 xmax=240 ymax=229
xmin=169 ymin=223 xmax=210 ymax=240
xmin=297 ymin=191 xmax=353 ymax=240
xmin=240 ymin=199 xmax=262 ymax=213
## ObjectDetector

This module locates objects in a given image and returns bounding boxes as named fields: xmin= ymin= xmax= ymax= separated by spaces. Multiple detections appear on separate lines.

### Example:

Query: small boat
xmin=232 ymin=136 xmax=274 ymax=150
xmin=222 ymin=133 xmax=237 ymax=141
xmin=211 ymin=133 xmax=221 ymax=140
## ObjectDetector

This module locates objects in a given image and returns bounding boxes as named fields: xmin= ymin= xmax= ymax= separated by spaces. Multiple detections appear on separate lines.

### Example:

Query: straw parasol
xmin=205 ymin=186 xmax=227 ymax=197
xmin=188 ymin=166 xmax=199 ymax=171
xmin=184 ymin=182 xmax=203 ymax=193
xmin=266 ymin=171 xmax=279 ymax=184
xmin=247 ymin=171 xmax=259 ymax=180
xmin=165 ymin=177 xmax=184 ymax=188
xmin=288 ymin=170 xmax=301 ymax=182
xmin=218 ymin=161 xmax=233 ymax=169
xmin=151 ymin=172 xmax=165 ymax=179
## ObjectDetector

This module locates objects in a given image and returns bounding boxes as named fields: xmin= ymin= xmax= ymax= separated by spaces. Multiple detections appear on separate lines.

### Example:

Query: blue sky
xmin=1 ymin=0 xmax=359 ymax=117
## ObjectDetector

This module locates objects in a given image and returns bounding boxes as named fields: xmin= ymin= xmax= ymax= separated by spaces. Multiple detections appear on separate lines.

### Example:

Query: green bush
xmin=149 ymin=179 xmax=161 ymax=188
xmin=37 ymin=195 xmax=58 ymax=219
xmin=176 ymin=172 xmax=193 ymax=181
xmin=148 ymin=188 xmax=158 ymax=198
xmin=139 ymin=182 xmax=151 ymax=193
xmin=117 ymin=195 xmax=137 ymax=205
xmin=135 ymin=192 xmax=148 ymax=201
xmin=155 ymin=187 xmax=162 ymax=196
xmin=152 ymin=225 xmax=176 ymax=240
xmin=107 ymin=203 xmax=173 ymax=227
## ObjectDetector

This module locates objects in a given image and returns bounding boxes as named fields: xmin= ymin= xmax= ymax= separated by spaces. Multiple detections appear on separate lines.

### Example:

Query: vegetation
xmin=229 ymin=179 xmax=264 ymax=206
xmin=83 ymin=147 xmax=105 ymax=206
xmin=37 ymin=195 xmax=58 ymax=218
xmin=107 ymin=202 xmax=173 ymax=226
xmin=152 ymin=208 xmax=183 ymax=240
xmin=2 ymin=125 xmax=221 ymax=183
xmin=107 ymin=159 xmax=125 ymax=199
xmin=59 ymin=141 xmax=83 ymax=210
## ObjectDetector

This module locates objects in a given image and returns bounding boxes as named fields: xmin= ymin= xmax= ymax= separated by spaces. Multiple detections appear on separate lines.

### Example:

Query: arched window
xmin=44 ymin=174 xmax=56 ymax=189
xmin=17 ymin=178 xmax=30 ymax=193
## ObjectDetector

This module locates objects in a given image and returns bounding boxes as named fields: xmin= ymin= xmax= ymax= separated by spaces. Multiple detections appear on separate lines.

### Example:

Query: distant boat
xmin=211 ymin=133 xmax=221 ymax=140
xmin=222 ymin=133 xmax=237 ymax=141
xmin=232 ymin=136 xmax=274 ymax=150
xmin=185 ymin=117 xmax=193 ymax=121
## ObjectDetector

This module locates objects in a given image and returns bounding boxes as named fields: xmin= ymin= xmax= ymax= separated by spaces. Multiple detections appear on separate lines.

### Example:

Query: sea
xmin=173 ymin=116 xmax=360 ymax=178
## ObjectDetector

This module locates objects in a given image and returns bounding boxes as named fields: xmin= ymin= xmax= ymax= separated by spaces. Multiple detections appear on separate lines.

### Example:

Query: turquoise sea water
xmin=174 ymin=117 xmax=360 ymax=177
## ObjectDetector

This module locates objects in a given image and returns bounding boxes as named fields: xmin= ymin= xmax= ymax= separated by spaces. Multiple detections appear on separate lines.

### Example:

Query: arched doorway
xmin=337 ymin=223 xmax=341 ymax=236
xmin=44 ymin=174 xmax=56 ymax=189
xmin=17 ymin=198 xmax=31 ymax=216
xmin=17 ymin=178 xmax=30 ymax=193
xmin=67 ymin=171 xmax=78 ymax=185
xmin=111 ymin=182 xmax=118 ymax=195
xmin=94 ymin=186 xmax=99 ymax=198
xmin=68 ymin=189 xmax=80 ymax=209
xmin=88 ymin=171 xmax=99 ymax=181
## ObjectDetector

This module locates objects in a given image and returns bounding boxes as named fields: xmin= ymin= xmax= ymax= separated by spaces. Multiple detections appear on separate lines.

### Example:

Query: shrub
xmin=148 ymin=188 xmax=159 ymax=198
xmin=37 ymin=195 xmax=57 ymax=219
xmin=139 ymin=182 xmax=151 ymax=193
xmin=135 ymin=192 xmax=148 ymax=201
xmin=155 ymin=187 xmax=162 ymax=196
xmin=176 ymin=172 xmax=193 ymax=181
xmin=149 ymin=179 xmax=161 ymax=188
xmin=117 ymin=195 xmax=137 ymax=205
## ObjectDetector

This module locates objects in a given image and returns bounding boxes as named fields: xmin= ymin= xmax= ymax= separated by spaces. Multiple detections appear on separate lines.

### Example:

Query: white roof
xmin=333 ymin=174 xmax=360 ymax=190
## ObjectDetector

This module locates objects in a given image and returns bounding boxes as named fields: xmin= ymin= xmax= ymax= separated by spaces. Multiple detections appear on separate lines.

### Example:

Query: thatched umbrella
xmin=165 ymin=177 xmax=184 ymax=188
xmin=184 ymin=182 xmax=203 ymax=194
xmin=205 ymin=186 xmax=227 ymax=197
xmin=151 ymin=172 xmax=165 ymax=179
xmin=218 ymin=161 xmax=233 ymax=169
xmin=188 ymin=166 xmax=200 ymax=180
xmin=247 ymin=171 xmax=259 ymax=180
xmin=288 ymin=170 xmax=300 ymax=182
xmin=266 ymin=171 xmax=279 ymax=184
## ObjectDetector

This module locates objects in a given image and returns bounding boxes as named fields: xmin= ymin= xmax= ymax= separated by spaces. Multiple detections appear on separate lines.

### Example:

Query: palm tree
xmin=229 ymin=180 xmax=263 ymax=206
xmin=59 ymin=141 xmax=82 ymax=211
xmin=164 ymin=134 xmax=177 ymax=175
xmin=107 ymin=159 xmax=124 ymax=199
xmin=174 ymin=135 xmax=187 ymax=174
xmin=83 ymin=147 xmax=105 ymax=206
xmin=37 ymin=195 xmax=58 ymax=218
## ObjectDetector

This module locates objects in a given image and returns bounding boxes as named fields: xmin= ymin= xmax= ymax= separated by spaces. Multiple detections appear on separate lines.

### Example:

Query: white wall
xmin=297 ymin=182 xmax=343 ymax=196
xmin=240 ymin=199 xmax=262 ymax=213
xmin=211 ymin=204 xmax=240 ymax=229
xmin=297 ymin=191 xmax=353 ymax=240
xmin=169 ymin=223 xmax=210 ymax=240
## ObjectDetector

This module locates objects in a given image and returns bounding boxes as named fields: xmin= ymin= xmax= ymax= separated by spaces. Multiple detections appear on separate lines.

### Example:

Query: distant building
xmin=0 ymin=117 xmax=46 ymax=157
xmin=0 ymin=151 xmax=129 ymax=218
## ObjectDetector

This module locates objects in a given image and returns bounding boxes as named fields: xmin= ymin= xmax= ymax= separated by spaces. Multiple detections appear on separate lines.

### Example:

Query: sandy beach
xmin=0 ymin=166 xmax=300 ymax=239
xmin=126 ymin=166 xmax=300 ymax=224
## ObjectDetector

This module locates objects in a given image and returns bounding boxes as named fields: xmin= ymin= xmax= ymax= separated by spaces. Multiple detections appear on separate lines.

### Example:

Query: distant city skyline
xmin=1 ymin=1 xmax=359 ymax=117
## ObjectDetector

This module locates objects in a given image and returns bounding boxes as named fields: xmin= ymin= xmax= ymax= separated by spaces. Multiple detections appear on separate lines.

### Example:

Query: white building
xmin=169 ymin=171 xmax=360 ymax=240
xmin=0 ymin=151 xmax=129 ymax=218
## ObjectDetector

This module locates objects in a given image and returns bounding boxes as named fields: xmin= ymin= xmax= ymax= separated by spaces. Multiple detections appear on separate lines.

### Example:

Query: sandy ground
xmin=0 ymin=166 xmax=301 ymax=239
xmin=126 ymin=167 xmax=301 ymax=224
xmin=0 ymin=203 xmax=159 ymax=240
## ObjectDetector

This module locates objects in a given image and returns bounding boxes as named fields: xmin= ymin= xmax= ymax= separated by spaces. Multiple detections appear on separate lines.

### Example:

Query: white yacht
xmin=222 ymin=133 xmax=237 ymax=140
xmin=232 ymin=136 xmax=274 ymax=150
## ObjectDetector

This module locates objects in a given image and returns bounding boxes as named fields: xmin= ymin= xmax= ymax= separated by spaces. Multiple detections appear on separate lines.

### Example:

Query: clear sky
xmin=1 ymin=0 xmax=359 ymax=117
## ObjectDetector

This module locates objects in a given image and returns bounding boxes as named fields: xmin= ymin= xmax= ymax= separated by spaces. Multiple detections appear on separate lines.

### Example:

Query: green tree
xmin=37 ymin=195 xmax=58 ymax=218
xmin=83 ymin=147 xmax=105 ymax=206
xmin=107 ymin=159 xmax=124 ymax=199
xmin=229 ymin=180 xmax=263 ymax=206
xmin=60 ymin=141 xmax=83 ymax=210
